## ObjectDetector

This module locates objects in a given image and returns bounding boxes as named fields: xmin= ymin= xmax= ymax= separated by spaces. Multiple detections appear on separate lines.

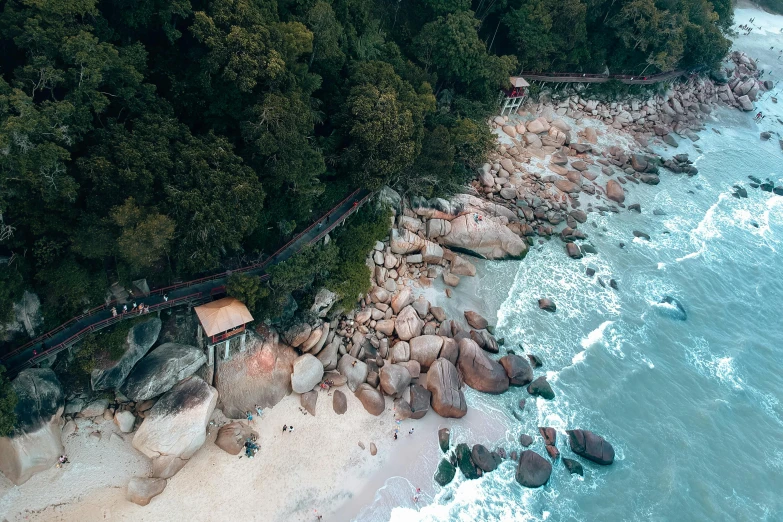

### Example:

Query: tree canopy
xmin=0 ymin=0 xmax=734 ymax=336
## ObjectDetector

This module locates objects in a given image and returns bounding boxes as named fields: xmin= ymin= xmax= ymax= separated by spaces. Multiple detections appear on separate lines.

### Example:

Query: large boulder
xmin=0 ymin=369 xmax=64 ymax=485
xmin=451 ymin=255 xmax=477 ymax=277
xmin=214 ymin=332 xmax=297 ymax=418
xmin=114 ymin=410 xmax=136 ymax=433
xmin=464 ymin=311 xmax=488 ymax=330
xmin=354 ymin=383 xmax=385 ymax=416
xmin=121 ymin=343 xmax=206 ymax=402
xmin=390 ymin=228 xmax=426 ymax=255
xmin=389 ymin=341 xmax=410 ymax=363
xmin=425 ymin=358 xmax=467 ymax=418
xmin=434 ymin=458 xmax=457 ymax=486
xmin=91 ymin=317 xmax=162 ymax=391
xmin=408 ymin=384 xmax=431 ymax=419
xmin=527 ymin=376 xmax=555 ymax=400
xmin=409 ymin=335 xmax=443 ymax=370
xmin=391 ymin=287 xmax=414 ymax=315
xmin=439 ymin=214 xmax=527 ymax=260
xmin=291 ymin=354 xmax=325 ymax=394
xmin=215 ymin=422 xmax=258 ymax=455
xmin=567 ymin=429 xmax=615 ymax=465
xmin=283 ymin=322 xmax=312 ymax=348
xmin=498 ymin=354 xmax=534 ymax=386
xmin=456 ymin=338 xmax=509 ymax=394
xmin=379 ymin=364 xmax=412 ymax=397
xmin=395 ymin=305 xmax=424 ymax=341
xmin=333 ymin=390 xmax=348 ymax=414
xmin=337 ymin=355 xmax=369 ymax=392
xmin=127 ymin=477 xmax=167 ymax=506
xmin=515 ymin=450 xmax=552 ymax=488
xmin=472 ymin=444 xmax=500 ymax=473
xmin=605 ymin=180 xmax=625 ymax=204
xmin=455 ymin=443 xmax=480 ymax=479
xmin=132 ymin=376 xmax=218 ymax=478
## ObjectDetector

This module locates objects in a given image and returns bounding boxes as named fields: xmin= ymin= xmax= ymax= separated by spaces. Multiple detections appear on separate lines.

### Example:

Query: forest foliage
xmin=0 ymin=0 xmax=733 ymax=332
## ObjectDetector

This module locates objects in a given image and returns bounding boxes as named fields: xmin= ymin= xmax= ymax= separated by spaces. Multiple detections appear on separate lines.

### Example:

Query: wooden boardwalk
xmin=1 ymin=189 xmax=373 ymax=375
xmin=520 ymin=69 xmax=686 ymax=85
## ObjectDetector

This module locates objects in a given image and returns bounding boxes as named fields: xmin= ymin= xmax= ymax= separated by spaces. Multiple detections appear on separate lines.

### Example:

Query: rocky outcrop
xmin=0 ymin=368 xmax=64 ymax=485
xmin=499 ymin=354 xmax=533 ymax=386
xmin=438 ymin=428 xmax=450 ymax=453
xmin=563 ymin=457 xmax=584 ymax=476
xmin=214 ymin=332 xmax=297 ymax=418
xmin=121 ymin=343 xmax=206 ymax=402
xmin=395 ymin=305 xmax=424 ymax=341
xmin=456 ymin=338 xmax=509 ymax=394
xmin=215 ymin=422 xmax=258 ymax=455
xmin=333 ymin=390 xmax=348 ymax=414
xmin=408 ymin=384 xmax=431 ymax=419
xmin=379 ymin=364 xmax=411 ymax=397
xmin=439 ymin=214 xmax=527 ymax=260
xmin=425 ymin=358 xmax=467 ymax=418
xmin=91 ymin=317 xmax=162 ymax=391
xmin=132 ymin=376 xmax=217 ymax=478
xmin=354 ymin=383 xmax=385 ymax=416
xmin=337 ymin=355 xmax=368 ymax=392
xmin=434 ymin=458 xmax=457 ymax=486
xmin=127 ymin=477 xmax=167 ymax=506
xmin=114 ymin=410 xmax=136 ymax=433
xmin=567 ymin=429 xmax=615 ymax=465
xmin=455 ymin=443 xmax=480 ymax=479
xmin=472 ymin=444 xmax=501 ymax=473
xmin=291 ymin=354 xmax=325 ymax=394
xmin=527 ymin=376 xmax=555 ymax=400
xmin=605 ymin=180 xmax=625 ymax=204
xmin=409 ymin=335 xmax=443 ymax=370
xmin=464 ymin=311 xmax=488 ymax=330
xmin=516 ymin=450 xmax=552 ymax=488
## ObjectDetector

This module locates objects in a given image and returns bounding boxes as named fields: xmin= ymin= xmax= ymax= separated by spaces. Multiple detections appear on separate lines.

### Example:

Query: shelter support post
xmin=240 ymin=332 xmax=247 ymax=352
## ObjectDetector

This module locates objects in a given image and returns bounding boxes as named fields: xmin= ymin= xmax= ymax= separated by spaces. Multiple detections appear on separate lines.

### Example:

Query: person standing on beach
xmin=283 ymin=425 xmax=288 ymax=433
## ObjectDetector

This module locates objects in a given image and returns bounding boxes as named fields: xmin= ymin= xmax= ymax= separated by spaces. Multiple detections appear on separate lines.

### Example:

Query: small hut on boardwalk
xmin=195 ymin=297 xmax=253 ymax=361
xmin=500 ymin=76 xmax=529 ymax=115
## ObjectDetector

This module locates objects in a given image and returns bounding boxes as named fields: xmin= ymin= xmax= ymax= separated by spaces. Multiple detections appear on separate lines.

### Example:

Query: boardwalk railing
xmin=519 ymin=69 xmax=686 ymax=85
xmin=3 ymin=188 xmax=372 ymax=373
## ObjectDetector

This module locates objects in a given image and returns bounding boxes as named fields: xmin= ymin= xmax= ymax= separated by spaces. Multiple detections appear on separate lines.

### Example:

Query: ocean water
xmin=356 ymin=8 xmax=783 ymax=522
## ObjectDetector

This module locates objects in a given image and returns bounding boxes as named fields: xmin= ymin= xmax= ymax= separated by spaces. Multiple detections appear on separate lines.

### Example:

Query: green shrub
xmin=0 ymin=366 xmax=18 ymax=437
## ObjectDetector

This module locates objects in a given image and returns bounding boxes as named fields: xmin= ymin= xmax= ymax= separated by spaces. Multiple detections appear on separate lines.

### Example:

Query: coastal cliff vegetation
xmin=0 ymin=0 xmax=733 ymax=331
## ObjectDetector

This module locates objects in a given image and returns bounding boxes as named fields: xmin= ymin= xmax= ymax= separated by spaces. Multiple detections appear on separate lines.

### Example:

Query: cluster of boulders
xmin=284 ymin=279 xmax=553 ymax=422
xmin=743 ymin=175 xmax=783 ymax=197
xmin=483 ymin=108 xmax=679 ymax=260
xmin=0 ymin=317 xmax=216 ymax=507
xmin=719 ymin=51 xmax=771 ymax=112
xmin=434 ymin=426 xmax=614 ymax=489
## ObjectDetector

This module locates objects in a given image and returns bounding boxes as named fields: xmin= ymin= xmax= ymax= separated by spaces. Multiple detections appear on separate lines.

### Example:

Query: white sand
xmin=0 ymin=389 xmax=410 ymax=521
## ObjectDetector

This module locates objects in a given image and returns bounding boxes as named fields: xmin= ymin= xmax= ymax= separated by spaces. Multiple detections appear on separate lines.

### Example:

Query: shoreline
xmin=2 ymin=8 xmax=781 ymax=521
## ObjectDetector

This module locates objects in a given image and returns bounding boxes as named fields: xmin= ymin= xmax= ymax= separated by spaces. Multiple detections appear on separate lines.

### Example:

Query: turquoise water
xmin=358 ymin=9 xmax=783 ymax=522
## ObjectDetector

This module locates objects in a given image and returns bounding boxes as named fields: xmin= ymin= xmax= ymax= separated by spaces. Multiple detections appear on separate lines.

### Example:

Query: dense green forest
xmin=0 ymin=0 xmax=732 ymax=333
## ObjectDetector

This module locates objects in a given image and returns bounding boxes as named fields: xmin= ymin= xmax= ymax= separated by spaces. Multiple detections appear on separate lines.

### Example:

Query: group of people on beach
xmin=56 ymin=455 xmax=69 ymax=468
xmin=243 ymin=435 xmax=259 ymax=459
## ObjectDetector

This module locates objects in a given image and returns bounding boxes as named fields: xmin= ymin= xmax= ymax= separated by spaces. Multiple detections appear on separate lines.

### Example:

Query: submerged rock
xmin=434 ymin=458 xmax=457 ymax=486
xmin=515 ymin=450 xmax=552 ymax=488
xmin=527 ymin=376 xmax=554 ymax=400
xmin=655 ymin=296 xmax=687 ymax=321
xmin=455 ymin=443 xmax=480 ymax=479
xmin=563 ymin=457 xmax=584 ymax=476
xmin=567 ymin=429 xmax=615 ymax=465
xmin=457 ymin=338 xmax=509 ymax=394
